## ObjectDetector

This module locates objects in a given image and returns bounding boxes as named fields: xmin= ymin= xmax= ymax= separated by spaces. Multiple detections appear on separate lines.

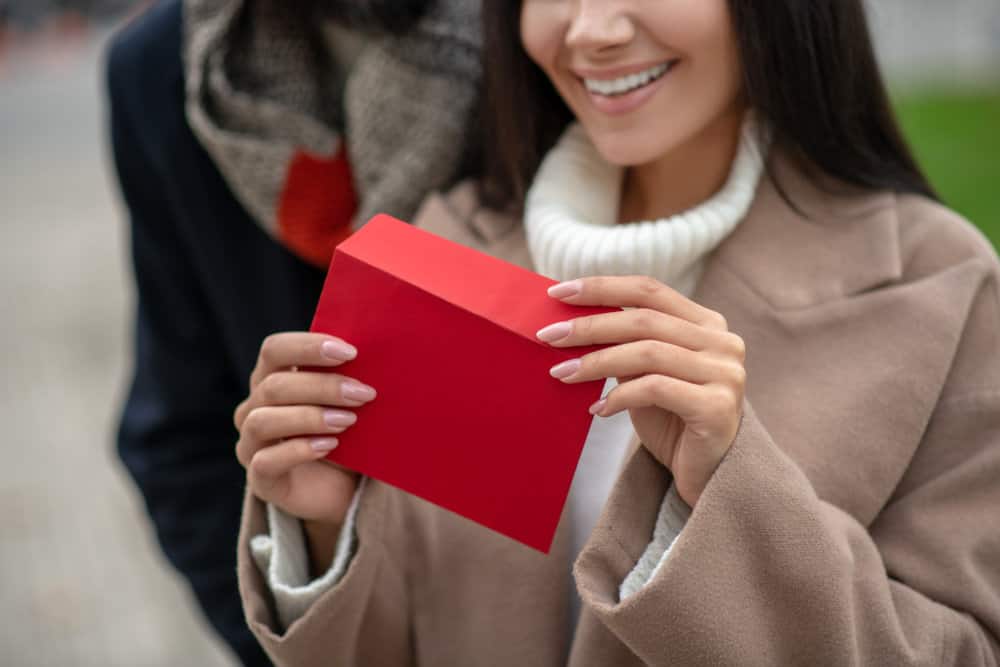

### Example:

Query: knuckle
xmin=709 ymin=311 xmax=729 ymax=331
xmin=638 ymin=276 xmax=663 ymax=296
xmin=631 ymin=308 xmax=657 ymax=333
xmin=241 ymin=408 xmax=266 ymax=440
xmin=705 ymin=385 xmax=735 ymax=414
xmin=259 ymin=334 xmax=280 ymax=365
xmin=234 ymin=439 xmax=248 ymax=467
xmin=727 ymin=333 xmax=746 ymax=361
xmin=722 ymin=362 xmax=747 ymax=388
xmin=648 ymin=375 xmax=674 ymax=403
xmin=248 ymin=452 xmax=271 ymax=480
xmin=258 ymin=373 xmax=285 ymax=404
xmin=233 ymin=400 xmax=248 ymax=431
xmin=638 ymin=340 xmax=661 ymax=364
xmin=733 ymin=362 xmax=747 ymax=384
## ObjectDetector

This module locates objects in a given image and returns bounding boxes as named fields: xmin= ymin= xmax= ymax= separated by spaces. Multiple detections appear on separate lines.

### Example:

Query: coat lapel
xmin=410 ymin=153 xmax=971 ymax=665
xmin=695 ymin=151 xmax=903 ymax=311
xmin=689 ymin=154 xmax=948 ymax=527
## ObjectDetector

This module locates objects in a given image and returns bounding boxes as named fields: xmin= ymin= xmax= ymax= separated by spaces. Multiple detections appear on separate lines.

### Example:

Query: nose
xmin=565 ymin=1 xmax=635 ymax=51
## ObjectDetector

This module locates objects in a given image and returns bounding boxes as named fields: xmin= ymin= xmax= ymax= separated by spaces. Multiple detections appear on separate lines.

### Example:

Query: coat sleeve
xmin=249 ymin=485 xmax=365 ymax=631
xmin=574 ymin=260 xmax=1000 ymax=665
xmin=237 ymin=478 xmax=414 ymax=666
xmin=618 ymin=482 xmax=690 ymax=600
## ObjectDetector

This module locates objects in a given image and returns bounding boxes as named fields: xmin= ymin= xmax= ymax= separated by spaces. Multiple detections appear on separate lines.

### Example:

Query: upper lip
xmin=572 ymin=59 xmax=678 ymax=81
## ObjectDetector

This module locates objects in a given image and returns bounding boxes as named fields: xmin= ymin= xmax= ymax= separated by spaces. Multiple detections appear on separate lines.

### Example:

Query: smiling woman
xmin=231 ymin=1 xmax=1000 ymax=665
xmin=483 ymin=0 xmax=935 ymax=215
xmin=520 ymin=0 xmax=742 ymax=190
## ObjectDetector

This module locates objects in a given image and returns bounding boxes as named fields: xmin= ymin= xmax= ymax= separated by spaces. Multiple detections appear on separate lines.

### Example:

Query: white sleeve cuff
xmin=618 ymin=481 xmax=692 ymax=601
xmin=249 ymin=477 xmax=366 ymax=631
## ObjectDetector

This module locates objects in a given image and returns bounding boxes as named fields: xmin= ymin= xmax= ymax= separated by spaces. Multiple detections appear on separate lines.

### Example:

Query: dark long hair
xmin=480 ymin=0 xmax=937 ymax=212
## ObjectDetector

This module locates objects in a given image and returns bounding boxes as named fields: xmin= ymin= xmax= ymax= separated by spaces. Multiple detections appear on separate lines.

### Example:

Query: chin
xmin=585 ymin=126 xmax=678 ymax=168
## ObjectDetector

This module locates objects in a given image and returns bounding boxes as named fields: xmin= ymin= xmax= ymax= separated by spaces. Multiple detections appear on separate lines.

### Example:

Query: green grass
xmin=892 ymin=89 xmax=1000 ymax=249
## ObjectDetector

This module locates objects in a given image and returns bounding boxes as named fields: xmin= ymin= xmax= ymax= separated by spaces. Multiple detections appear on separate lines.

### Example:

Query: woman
xmin=232 ymin=1 xmax=1000 ymax=665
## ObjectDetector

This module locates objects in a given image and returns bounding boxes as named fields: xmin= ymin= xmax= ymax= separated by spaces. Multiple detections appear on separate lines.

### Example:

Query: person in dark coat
xmin=105 ymin=0 xmax=482 ymax=662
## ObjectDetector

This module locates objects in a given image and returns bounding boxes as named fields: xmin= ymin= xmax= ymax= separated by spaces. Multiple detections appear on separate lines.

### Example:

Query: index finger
xmin=251 ymin=332 xmax=358 ymax=389
xmin=547 ymin=276 xmax=726 ymax=330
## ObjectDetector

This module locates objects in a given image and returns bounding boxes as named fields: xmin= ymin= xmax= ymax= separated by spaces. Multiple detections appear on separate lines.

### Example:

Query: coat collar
xmin=701 ymin=149 xmax=903 ymax=311
xmin=417 ymin=147 xmax=904 ymax=313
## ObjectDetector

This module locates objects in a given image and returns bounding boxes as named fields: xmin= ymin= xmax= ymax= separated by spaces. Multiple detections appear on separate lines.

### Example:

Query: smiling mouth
xmin=582 ymin=60 xmax=679 ymax=97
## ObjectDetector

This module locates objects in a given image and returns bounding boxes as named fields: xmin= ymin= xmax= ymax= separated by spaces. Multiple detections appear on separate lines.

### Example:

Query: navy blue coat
xmin=107 ymin=2 xmax=325 ymax=663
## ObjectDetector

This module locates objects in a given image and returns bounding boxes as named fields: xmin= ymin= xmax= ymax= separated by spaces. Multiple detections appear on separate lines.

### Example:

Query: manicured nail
xmin=550 ymin=358 xmax=581 ymax=380
xmin=322 ymin=339 xmax=358 ymax=361
xmin=588 ymin=398 xmax=607 ymax=416
xmin=548 ymin=280 xmax=582 ymax=299
xmin=342 ymin=380 xmax=377 ymax=402
xmin=310 ymin=437 xmax=339 ymax=453
xmin=536 ymin=321 xmax=573 ymax=343
xmin=323 ymin=409 xmax=357 ymax=428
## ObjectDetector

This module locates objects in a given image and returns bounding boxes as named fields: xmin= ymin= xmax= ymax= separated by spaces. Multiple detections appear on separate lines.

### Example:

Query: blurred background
xmin=1 ymin=1 xmax=998 ymax=665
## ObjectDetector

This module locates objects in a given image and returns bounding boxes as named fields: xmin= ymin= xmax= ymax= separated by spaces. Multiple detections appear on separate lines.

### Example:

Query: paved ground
xmin=0 ymin=31 xmax=235 ymax=667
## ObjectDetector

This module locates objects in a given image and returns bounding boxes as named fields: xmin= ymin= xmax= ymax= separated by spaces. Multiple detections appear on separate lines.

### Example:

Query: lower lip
xmin=582 ymin=63 xmax=675 ymax=116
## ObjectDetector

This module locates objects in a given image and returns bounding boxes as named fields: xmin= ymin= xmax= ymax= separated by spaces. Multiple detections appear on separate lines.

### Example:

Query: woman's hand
xmin=233 ymin=332 xmax=376 ymax=571
xmin=537 ymin=277 xmax=746 ymax=507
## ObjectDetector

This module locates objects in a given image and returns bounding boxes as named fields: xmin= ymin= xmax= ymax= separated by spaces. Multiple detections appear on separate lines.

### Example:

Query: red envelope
xmin=310 ymin=214 xmax=615 ymax=553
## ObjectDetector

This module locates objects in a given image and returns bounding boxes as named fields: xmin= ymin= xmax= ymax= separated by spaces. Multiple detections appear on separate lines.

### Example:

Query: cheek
xmin=519 ymin=1 xmax=567 ymax=76
xmin=674 ymin=1 xmax=742 ymax=105
xmin=584 ymin=2 xmax=743 ymax=166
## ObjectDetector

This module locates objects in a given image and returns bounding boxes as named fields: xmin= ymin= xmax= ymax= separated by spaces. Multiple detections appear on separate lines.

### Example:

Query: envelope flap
xmin=342 ymin=215 xmax=613 ymax=342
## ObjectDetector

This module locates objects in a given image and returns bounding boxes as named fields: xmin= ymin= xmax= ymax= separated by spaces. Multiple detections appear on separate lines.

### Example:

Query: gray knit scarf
xmin=182 ymin=0 xmax=481 ymax=266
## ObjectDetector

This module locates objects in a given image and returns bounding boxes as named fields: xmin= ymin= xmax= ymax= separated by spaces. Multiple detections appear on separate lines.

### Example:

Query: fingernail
xmin=588 ymin=398 xmax=607 ymax=416
xmin=310 ymin=437 xmax=339 ymax=452
xmin=322 ymin=340 xmax=358 ymax=361
xmin=536 ymin=321 xmax=572 ymax=343
xmin=342 ymin=380 xmax=377 ymax=402
xmin=550 ymin=358 xmax=581 ymax=380
xmin=324 ymin=409 xmax=357 ymax=428
xmin=548 ymin=280 xmax=582 ymax=299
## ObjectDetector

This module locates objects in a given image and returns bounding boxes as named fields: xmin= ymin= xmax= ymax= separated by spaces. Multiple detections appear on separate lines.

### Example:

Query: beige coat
xmin=237 ymin=154 xmax=1000 ymax=666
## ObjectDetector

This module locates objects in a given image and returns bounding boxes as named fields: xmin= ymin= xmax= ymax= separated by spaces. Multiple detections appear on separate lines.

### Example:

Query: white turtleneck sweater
xmin=251 ymin=115 xmax=767 ymax=632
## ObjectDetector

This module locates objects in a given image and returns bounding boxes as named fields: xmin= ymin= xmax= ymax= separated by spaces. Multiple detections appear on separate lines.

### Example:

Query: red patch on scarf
xmin=277 ymin=147 xmax=359 ymax=268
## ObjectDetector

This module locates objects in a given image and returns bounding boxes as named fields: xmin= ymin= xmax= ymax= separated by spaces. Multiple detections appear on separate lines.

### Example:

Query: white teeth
xmin=584 ymin=62 xmax=671 ymax=97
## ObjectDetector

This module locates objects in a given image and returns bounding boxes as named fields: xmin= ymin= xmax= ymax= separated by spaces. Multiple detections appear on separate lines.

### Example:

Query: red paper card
xmin=310 ymin=214 xmax=614 ymax=552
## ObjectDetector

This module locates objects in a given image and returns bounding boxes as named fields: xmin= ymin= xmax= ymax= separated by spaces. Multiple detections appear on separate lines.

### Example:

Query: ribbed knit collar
xmin=524 ymin=115 xmax=767 ymax=297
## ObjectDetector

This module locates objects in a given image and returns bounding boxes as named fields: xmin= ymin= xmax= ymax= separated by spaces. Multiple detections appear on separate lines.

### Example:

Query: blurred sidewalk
xmin=0 ymin=29 xmax=235 ymax=667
